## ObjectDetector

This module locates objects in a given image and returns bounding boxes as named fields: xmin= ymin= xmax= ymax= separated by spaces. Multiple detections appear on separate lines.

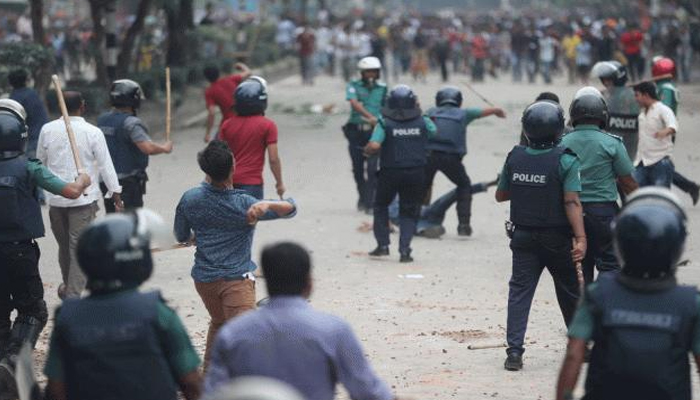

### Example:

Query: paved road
xmin=34 ymin=72 xmax=700 ymax=399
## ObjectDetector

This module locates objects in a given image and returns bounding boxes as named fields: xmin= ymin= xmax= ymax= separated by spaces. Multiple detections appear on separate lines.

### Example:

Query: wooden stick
xmin=461 ymin=81 xmax=496 ymax=107
xmin=467 ymin=342 xmax=506 ymax=350
xmin=626 ymin=73 xmax=673 ymax=87
xmin=165 ymin=67 xmax=171 ymax=141
xmin=150 ymin=242 xmax=192 ymax=253
xmin=51 ymin=75 xmax=84 ymax=174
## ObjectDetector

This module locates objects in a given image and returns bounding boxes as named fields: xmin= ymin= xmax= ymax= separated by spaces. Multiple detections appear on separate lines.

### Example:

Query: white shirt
xmin=37 ymin=116 xmax=122 ymax=207
xmin=635 ymin=101 xmax=678 ymax=166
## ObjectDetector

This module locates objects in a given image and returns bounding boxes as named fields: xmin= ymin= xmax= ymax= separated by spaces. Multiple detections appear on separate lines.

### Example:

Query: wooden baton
xmin=51 ymin=75 xmax=84 ymax=174
xmin=467 ymin=342 xmax=506 ymax=350
xmin=165 ymin=67 xmax=171 ymax=141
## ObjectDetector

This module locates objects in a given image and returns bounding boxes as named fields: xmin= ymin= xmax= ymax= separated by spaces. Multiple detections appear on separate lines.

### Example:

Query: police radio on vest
xmin=512 ymin=173 xmax=547 ymax=184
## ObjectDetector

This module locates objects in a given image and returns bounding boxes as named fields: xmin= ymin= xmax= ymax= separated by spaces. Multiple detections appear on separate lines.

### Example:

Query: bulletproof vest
xmin=506 ymin=146 xmax=569 ymax=228
xmin=606 ymin=87 xmax=639 ymax=135
xmin=55 ymin=290 xmax=178 ymax=400
xmin=585 ymin=275 xmax=696 ymax=400
xmin=380 ymin=116 xmax=429 ymax=169
xmin=0 ymin=156 xmax=44 ymax=241
xmin=98 ymin=111 xmax=149 ymax=176
xmin=426 ymin=107 xmax=468 ymax=155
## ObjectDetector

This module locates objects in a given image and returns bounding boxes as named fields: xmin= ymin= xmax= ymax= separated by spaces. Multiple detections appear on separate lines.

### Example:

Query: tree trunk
xmin=28 ymin=0 xmax=50 ymax=96
xmin=116 ymin=0 xmax=153 ymax=77
xmin=29 ymin=0 xmax=45 ymax=45
xmin=89 ymin=0 xmax=110 ymax=88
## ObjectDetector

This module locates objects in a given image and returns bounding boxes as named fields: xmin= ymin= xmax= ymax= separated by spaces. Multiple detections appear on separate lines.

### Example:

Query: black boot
xmin=399 ymin=249 xmax=413 ymax=263
xmin=504 ymin=352 xmax=523 ymax=371
xmin=0 ymin=316 xmax=44 ymax=400
xmin=368 ymin=246 xmax=389 ymax=257
xmin=457 ymin=224 xmax=473 ymax=236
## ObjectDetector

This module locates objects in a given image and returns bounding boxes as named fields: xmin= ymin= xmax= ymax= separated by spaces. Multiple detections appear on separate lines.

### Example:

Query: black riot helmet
xmin=435 ymin=87 xmax=463 ymax=107
xmin=521 ymin=100 xmax=565 ymax=149
xmin=382 ymin=84 xmax=421 ymax=121
xmin=77 ymin=209 xmax=170 ymax=293
xmin=234 ymin=76 xmax=268 ymax=116
xmin=592 ymin=60 xmax=628 ymax=86
xmin=110 ymin=79 xmax=144 ymax=109
xmin=0 ymin=99 xmax=29 ymax=160
xmin=613 ymin=187 xmax=687 ymax=291
xmin=569 ymin=86 xmax=609 ymax=129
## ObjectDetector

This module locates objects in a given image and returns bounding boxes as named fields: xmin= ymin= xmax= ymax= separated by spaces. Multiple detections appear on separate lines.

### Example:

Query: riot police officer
xmin=98 ymin=79 xmax=173 ymax=212
xmin=0 ymin=99 xmax=90 ymax=397
xmin=343 ymin=56 xmax=388 ymax=213
xmin=43 ymin=210 xmax=201 ymax=400
xmin=556 ymin=187 xmax=698 ymax=400
xmin=593 ymin=61 xmax=640 ymax=160
xmin=495 ymin=101 xmax=586 ymax=371
xmin=424 ymin=87 xmax=505 ymax=236
xmin=364 ymin=85 xmax=437 ymax=263
xmin=560 ymin=87 xmax=638 ymax=284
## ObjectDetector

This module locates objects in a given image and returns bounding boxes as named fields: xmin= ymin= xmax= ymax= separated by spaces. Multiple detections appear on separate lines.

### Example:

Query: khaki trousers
xmin=49 ymin=202 xmax=98 ymax=299
xmin=194 ymin=279 xmax=255 ymax=369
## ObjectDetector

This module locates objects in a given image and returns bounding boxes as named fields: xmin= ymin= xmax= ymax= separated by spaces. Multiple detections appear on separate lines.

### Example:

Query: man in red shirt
xmin=620 ymin=23 xmax=645 ymax=82
xmin=296 ymin=26 xmax=316 ymax=85
xmin=203 ymin=62 xmax=252 ymax=143
xmin=219 ymin=77 xmax=284 ymax=199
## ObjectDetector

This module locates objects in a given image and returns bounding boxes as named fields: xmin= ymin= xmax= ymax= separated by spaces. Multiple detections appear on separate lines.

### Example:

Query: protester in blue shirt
xmin=8 ymin=69 xmax=49 ymax=157
xmin=174 ymin=140 xmax=296 ymax=369
xmin=204 ymin=242 xmax=395 ymax=400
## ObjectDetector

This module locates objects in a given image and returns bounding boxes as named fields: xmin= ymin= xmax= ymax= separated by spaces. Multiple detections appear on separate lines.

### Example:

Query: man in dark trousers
xmin=0 ymin=99 xmax=90 ymax=398
xmin=43 ymin=210 xmax=201 ymax=400
xmin=364 ymin=85 xmax=436 ymax=263
xmin=557 ymin=188 xmax=699 ymax=400
xmin=98 ymin=79 xmax=173 ymax=212
xmin=561 ymin=87 xmax=638 ymax=283
xmin=495 ymin=100 xmax=586 ymax=371
xmin=344 ymin=56 xmax=387 ymax=213
xmin=425 ymin=86 xmax=506 ymax=236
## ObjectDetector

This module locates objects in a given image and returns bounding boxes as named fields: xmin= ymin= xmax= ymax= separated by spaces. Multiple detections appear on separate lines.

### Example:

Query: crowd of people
xmin=275 ymin=6 xmax=700 ymax=85
xmin=0 ymin=2 xmax=700 ymax=400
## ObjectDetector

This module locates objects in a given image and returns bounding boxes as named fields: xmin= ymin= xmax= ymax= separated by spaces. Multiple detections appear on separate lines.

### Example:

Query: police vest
xmin=585 ymin=275 xmax=696 ymax=400
xmin=380 ymin=116 xmax=429 ymax=169
xmin=98 ymin=111 xmax=149 ymax=176
xmin=55 ymin=290 xmax=178 ymax=400
xmin=0 ymin=156 xmax=44 ymax=241
xmin=606 ymin=87 xmax=639 ymax=135
xmin=506 ymin=146 xmax=569 ymax=228
xmin=426 ymin=107 xmax=468 ymax=155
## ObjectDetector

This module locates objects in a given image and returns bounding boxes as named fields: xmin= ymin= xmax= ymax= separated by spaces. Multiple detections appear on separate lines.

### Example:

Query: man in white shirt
xmin=632 ymin=81 xmax=678 ymax=188
xmin=37 ymin=92 xmax=123 ymax=299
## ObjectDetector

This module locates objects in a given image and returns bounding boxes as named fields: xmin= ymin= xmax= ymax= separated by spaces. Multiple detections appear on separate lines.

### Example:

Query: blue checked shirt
xmin=174 ymin=182 xmax=296 ymax=282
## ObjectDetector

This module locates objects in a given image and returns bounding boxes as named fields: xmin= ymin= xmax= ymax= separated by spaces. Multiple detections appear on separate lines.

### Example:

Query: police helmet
xmin=435 ymin=87 xmax=463 ymax=107
xmin=651 ymin=56 xmax=676 ymax=78
xmin=0 ymin=98 xmax=28 ymax=123
xmin=387 ymin=85 xmax=417 ymax=110
xmin=203 ymin=377 xmax=305 ymax=400
xmin=613 ymin=187 xmax=686 ymax=290
xmin=77 ymin=209 xmax=170 ymax=292
xmin=110 ymin=79 xmax=144 ymax=109
xmin=0 ymin=100 xmax=29 ymax=160
xmin=521 ymin=101 xmax=565 ymax=149
xmin=569 ymin=86 xmax=609 ymax=129
xmin=234 ymin=76 xmax=268 ymax=116
xmin=357 ymin=56 xmax=382 ymax=71
xmin=592 ymin=61 xmax=628 ymax=86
